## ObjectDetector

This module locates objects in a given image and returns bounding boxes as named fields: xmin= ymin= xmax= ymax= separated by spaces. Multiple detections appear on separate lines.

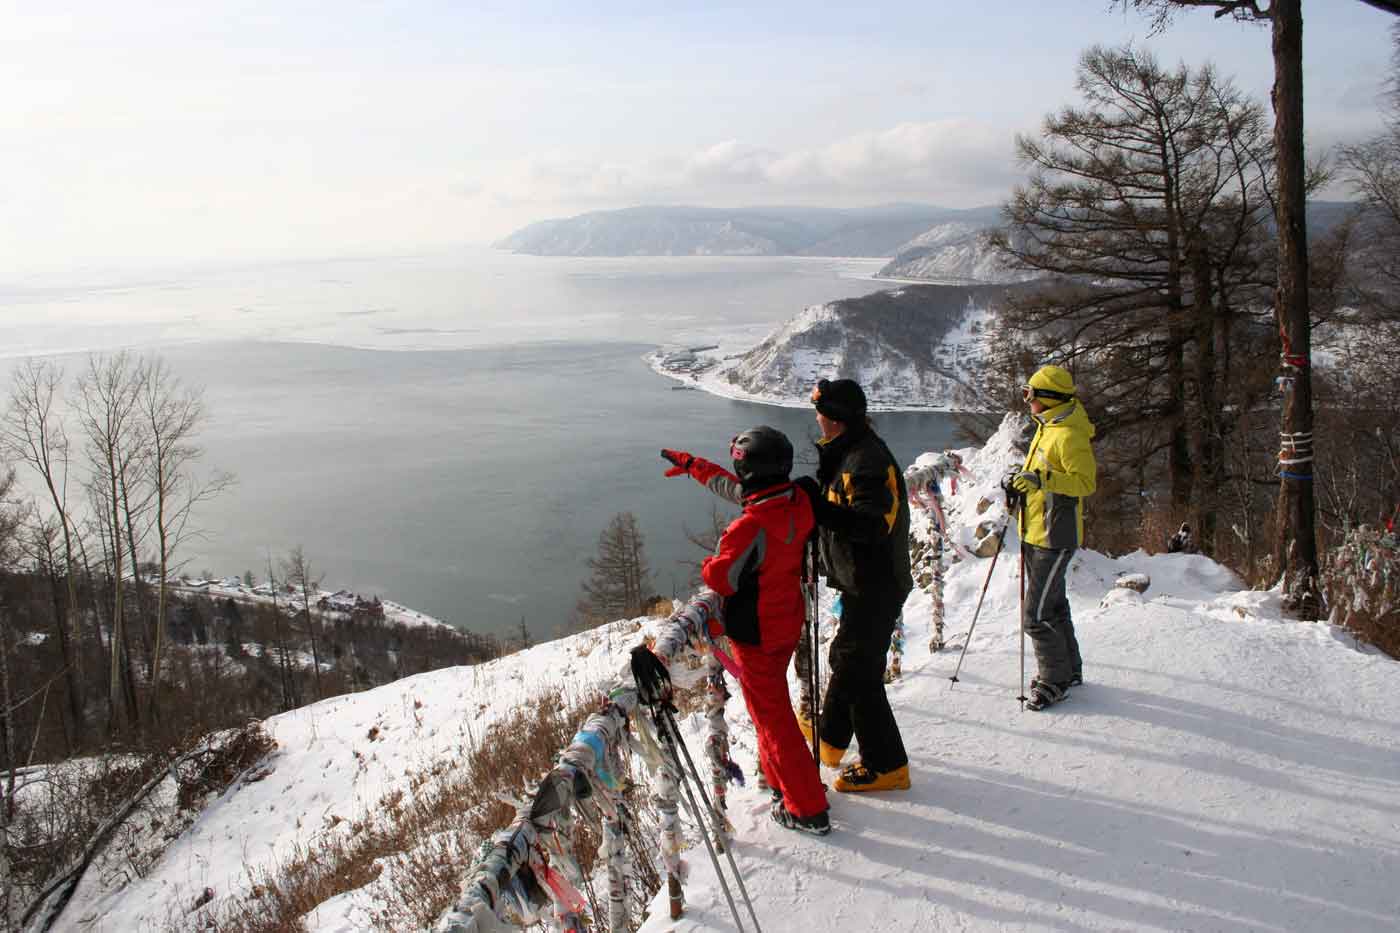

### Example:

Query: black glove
xmin=660 ymin=449 xmax=694 ymax=478
xmin=1000 ymin=467 xmax=1023 ymax=508
xmin=630 ymin=645 xmax=672 ymax=706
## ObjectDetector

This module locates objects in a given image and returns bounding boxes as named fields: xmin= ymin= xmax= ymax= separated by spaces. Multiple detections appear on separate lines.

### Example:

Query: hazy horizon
xmin=5 ymin=2 xmax=1396 ymax=278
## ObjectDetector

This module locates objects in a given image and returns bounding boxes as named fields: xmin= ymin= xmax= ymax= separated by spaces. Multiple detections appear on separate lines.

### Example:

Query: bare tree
xmin=0 ymin=463 xmax=25 ymax=918
xmin=1 ymin=360 xmax=86 ymax=746
xmin=265 ymin=555 xmax=297 ymax=711
xmin=281 ymin=546 xmax=324 ymax=701
xmin=1319 ymin=25 xmax=1400 ymax=532
xmin=1123 ymin=0 xmax=1400 ymax=614
xmin=679 ymin=503 xmax=734 ymax=590
xmin=74 ymin=353 xmax=144 ymax=733
xmin=135 ymin=357 xmax=233 ymax=724
xmin=1338 ymin=25 xmax=1400 ymax=320
xmin=579 ymin=512 xmax=652 ymax=622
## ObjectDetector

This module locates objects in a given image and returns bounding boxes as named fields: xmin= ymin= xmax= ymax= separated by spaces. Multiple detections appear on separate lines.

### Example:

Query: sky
xmin=2 ymin=1 xmax=1396 ymax=274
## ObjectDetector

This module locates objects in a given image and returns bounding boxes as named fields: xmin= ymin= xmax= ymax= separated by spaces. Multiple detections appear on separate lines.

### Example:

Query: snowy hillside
xmin=53 ymin=417 xmax=1400 ymax=932
xmin=650 ymin=283 xmax=1014 ymax=410
xmin=878 ymin=222 xmax=1038 ymax=284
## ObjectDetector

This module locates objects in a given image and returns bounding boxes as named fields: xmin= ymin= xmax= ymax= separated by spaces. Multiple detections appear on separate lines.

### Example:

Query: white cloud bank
xmin=483 ymin=119 xmax=1020 ymax=212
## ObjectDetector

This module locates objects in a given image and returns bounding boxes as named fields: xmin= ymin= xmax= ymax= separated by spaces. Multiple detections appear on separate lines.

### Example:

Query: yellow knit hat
xmin=1027 ymin=365 xmax=1076 ymax=399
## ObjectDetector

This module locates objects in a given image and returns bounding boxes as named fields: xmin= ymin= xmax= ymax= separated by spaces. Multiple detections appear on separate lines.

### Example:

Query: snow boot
xmin=1030 ymin=672 xmax=1083 ymax=690
xmin=770 ymin=799 xmax=832 ymax=836
xmin=834 ymin=762 xmax=910 ymax=793
xmin=819 ymin=740 xmax=848 ymax=768
xmin=1025 ymin=679 xmax=1071 ymax=711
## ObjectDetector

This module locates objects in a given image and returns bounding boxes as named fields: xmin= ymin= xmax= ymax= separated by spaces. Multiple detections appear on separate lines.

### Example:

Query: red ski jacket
xmin=688 ymin=458 xmax=815 ymax=648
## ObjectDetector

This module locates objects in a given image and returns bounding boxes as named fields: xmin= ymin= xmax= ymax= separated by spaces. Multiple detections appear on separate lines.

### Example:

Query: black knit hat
xmin=810 ymin=378 xmax=867 ymax=424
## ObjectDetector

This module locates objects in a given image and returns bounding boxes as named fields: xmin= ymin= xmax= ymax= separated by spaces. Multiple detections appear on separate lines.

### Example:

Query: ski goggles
xmin=1022 ymin=384 xmax=1074 ymax=403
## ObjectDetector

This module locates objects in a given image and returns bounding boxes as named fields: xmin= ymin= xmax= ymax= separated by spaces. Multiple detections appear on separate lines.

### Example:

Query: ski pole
xmin=1018 ymin=522 xmax=1027 ymax=709
xmin=948 ymin=520 xmax=1010 ymax=688
xmin=652 ymin=706 xmax=747 ymax=931
xmin=658 ymin=705 xmax=764 ymax=933
xmin=633 ymin=646 xmax=762 ymax=932
xmin=803 ymin=538 xmax=820 ymax=763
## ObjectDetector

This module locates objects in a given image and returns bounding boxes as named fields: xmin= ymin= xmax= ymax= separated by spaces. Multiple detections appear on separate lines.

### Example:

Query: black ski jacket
xmin=809 ymin=423 xmax=912 ymax=596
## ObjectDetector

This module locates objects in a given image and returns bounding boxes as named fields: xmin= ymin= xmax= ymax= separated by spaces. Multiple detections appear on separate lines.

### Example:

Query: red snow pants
xmin=731 ymin=636 xmax=828 ymax=818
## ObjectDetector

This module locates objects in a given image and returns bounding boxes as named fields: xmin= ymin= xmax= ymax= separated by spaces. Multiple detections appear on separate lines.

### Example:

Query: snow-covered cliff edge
xmin=650 ymin=282 xmax=1016 ymax=411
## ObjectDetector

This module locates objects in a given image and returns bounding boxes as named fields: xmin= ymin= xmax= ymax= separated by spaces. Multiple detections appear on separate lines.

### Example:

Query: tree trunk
xmin=1270 ymin=0 xmax=1321 ymax=618
xmin=1168 ymin=336 xmax=1194 ymax=510
xmin=104 ymin=477 xmax=128 ymax=734
xmin=1158 ymin=108 xmax=1194 ymax=513
xmin=74 ymin=532 xmax=116 ymax=732
xmin=1192 ymin=246 xmax=1221 ymax=556
xmin=146 ymin=495 xmax=170 ymax=725
xmin=39 ymin=540 xmax=81 ymax=754
xmin=0 ymin=608 xmax=15 ymax=922
xmin=301 ymin=580 xmax=322 ymax=702
xmin=119 ymin=474 xmax=154 ymax=675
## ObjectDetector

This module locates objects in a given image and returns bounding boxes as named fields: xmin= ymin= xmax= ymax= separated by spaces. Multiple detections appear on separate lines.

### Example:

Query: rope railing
xmin=434 ymin=589 xmax=732 ymax=933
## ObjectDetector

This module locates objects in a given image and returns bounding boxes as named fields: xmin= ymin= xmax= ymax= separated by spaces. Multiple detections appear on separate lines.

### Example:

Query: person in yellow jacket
xmin=1009 ymin=364 xmax=1096 ymax=711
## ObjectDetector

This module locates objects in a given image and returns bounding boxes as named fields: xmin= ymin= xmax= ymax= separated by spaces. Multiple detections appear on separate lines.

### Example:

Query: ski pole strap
xmin=630 ymin=645 xmax=672 ymax=707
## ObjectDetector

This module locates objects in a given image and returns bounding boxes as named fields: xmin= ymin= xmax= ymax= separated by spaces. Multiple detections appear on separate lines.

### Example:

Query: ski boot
xmin=834 ymin=762 xmax=910 ymax=793
xmin=1025 ymin=679 xmax=1072 ymax=711
xmin=770 ymin=799 xmax=832 ymax=836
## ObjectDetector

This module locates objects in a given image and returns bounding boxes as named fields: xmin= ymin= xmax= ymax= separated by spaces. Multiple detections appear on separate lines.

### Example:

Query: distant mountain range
xmin=494 ymin=204 xmax=1002 ymax=258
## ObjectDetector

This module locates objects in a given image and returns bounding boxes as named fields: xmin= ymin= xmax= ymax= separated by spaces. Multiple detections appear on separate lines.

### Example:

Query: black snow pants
xmin=819 ymin=586 xmax=909 ymax=774
xmin=1022 ymin=541 xmax=1082 ymax=685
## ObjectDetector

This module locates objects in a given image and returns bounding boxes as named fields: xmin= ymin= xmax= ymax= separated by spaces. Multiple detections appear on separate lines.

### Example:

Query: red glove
xmin=661 ymin=449 xmax=694 ymax=477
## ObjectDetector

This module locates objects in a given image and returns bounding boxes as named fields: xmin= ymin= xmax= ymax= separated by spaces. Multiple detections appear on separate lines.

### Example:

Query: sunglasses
xmin=730 ymin=434 xmax=745 ymax=460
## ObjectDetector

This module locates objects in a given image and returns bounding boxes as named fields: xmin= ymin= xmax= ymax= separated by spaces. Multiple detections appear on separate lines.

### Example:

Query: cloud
xmin=483 ymin=119 xmax=1021 ymax=211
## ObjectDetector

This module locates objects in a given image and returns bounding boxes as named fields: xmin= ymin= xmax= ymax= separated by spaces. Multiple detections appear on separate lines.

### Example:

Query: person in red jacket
xmin=662 ymin=427 xmax=831 ymax=836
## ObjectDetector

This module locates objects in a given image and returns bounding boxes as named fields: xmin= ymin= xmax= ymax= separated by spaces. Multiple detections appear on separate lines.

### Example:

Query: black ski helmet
xmin=730 ymin=426 xmax=793 ymax=489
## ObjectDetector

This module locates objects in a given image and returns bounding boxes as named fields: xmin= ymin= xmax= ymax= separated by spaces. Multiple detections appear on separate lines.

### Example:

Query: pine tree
xmin=579 ymin=512 xmax=652 ymax=623
xmin=990 ymin=44 xmax=1279 ymax=554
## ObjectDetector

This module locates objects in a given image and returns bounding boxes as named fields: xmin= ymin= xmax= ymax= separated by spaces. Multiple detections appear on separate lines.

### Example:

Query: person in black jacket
xmin=798 ymin=378 xmax=913 ymax=793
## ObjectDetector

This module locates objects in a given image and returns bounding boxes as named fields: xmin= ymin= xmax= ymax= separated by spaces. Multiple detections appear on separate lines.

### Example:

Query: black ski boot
xmin=1030 ymin=671 xmax=1082 ymax=690
xmin=1025 ymin=679 xmax=1071 ymax=711
xmin=770 ymin=799 xmax=831 ymax=836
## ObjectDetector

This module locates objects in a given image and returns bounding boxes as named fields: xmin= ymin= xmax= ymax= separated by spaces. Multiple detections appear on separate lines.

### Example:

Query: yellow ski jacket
xmin=1018 ymin=399 xmax=1097 ymax=550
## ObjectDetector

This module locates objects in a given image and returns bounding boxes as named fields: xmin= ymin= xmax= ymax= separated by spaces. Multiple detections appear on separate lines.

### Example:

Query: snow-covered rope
xmin=905 ymin=452 xmax=970 ymax=656
xmin=435 ymin=590 xmax=730 ymax=933
xmin=703 ymin=653 xmax=739 ymax=832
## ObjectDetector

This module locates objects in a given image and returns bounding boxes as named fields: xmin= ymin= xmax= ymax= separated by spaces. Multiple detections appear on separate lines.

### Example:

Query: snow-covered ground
xmin=170 ymin=579 xmax=456 ymax=632
xmin=58 ymin=418 xmax=1400 ymax=932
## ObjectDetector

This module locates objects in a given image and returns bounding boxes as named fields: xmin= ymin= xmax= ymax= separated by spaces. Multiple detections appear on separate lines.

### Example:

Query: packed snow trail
xmin=640 ymin=418 xmax=1400 ymax=933
xmin=640 ymin=549 xmax=1400 ymax=933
